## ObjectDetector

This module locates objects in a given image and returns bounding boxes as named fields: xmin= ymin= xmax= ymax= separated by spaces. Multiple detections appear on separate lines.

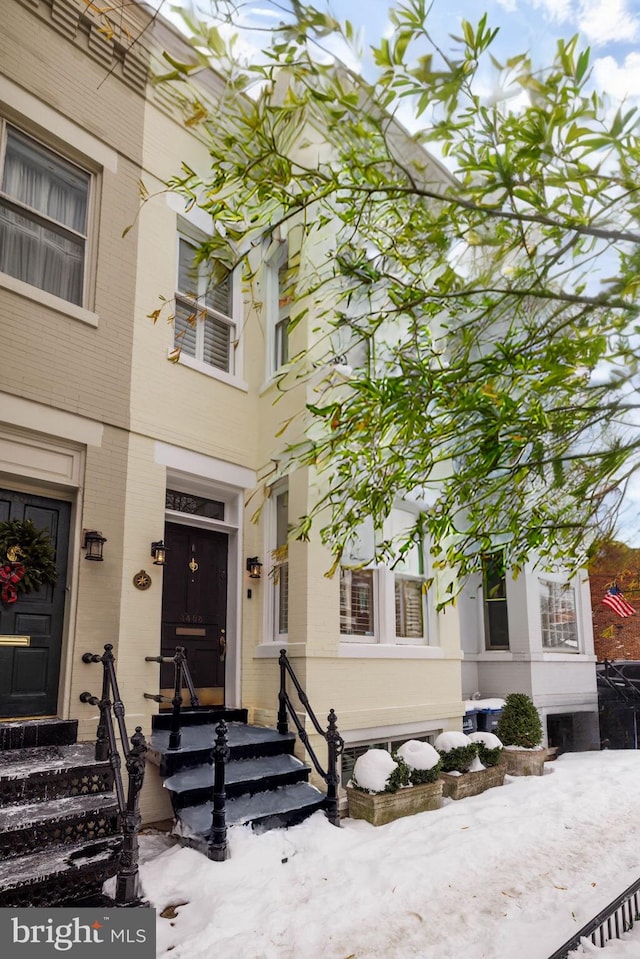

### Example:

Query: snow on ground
xmin=138 ymin=751 xmax=640 ymax=959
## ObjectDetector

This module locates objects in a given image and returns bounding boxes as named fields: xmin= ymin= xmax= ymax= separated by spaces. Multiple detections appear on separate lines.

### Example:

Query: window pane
xmin=277 ymin=561 xmax=289 ymax=634
xmin=482 ymin=552 xmax=510 ymax=650
xmin=202 ymin=315 xmax=232 ymax=371
xmin=174 ymin=300 xmax=197 ymax=357
xmin=340 ymin=569 xmax=374 ymax=636
xmin=165 ymin=490 xmax=225 ymax=519
xmin=395 ymin=577 xmax=424 ymax=638
xmin=177 ymin=239 xmax=197 ymax=295
xmin=540 ymin=579 xmax=578 ymax=651
xmin=3 ymin=129 xmax=88 ymax=233
xmin=205 ymin=272 xmax=231 ymax=317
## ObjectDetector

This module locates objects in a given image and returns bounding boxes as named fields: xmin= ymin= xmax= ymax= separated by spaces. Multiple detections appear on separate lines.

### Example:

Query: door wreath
xmin=0 ymin=519 xmax=57 ymax=605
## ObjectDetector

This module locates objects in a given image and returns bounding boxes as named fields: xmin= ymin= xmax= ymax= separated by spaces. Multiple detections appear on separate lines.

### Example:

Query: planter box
xmin=440 ymin=763 xmax=506 ymax=800
xmin=502 ymin=748 xmax=547 ymax=777
xmin=346 ymin=781 xmax=443 ymax=826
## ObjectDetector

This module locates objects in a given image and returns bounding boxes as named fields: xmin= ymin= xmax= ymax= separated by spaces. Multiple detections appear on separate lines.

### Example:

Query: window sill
xmin=339 ymin=644 xmax=444 ymax=659
xmin=169 ymin=352 xmax=248 ymax=391
xmin=0 ymin=272 xmax=99 ymax=327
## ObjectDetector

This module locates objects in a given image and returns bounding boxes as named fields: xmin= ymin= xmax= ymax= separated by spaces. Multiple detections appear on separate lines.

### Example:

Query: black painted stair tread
xmin=0 ymin=719 xmax=78 ymax=750
xmin=0 ymin=743 xmax=106 ymax=781
xmin=0 ymin=791 xmax=118 ymax=831
xmin=177 ymin=782 xmax=326 ymax=835
xmin=164 ymin=752 xmax=311 ymax=793
xmin=150 ymin=722 xmax=296 ymax=754
xmin=0 ymin=837 xmax=120 ymax=890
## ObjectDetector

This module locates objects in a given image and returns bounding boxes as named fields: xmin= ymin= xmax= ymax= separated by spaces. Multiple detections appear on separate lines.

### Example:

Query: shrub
xmin=469 ymin=731 xmax=504 ymax=767
xmin=351 ymin=748 xmax=411 ymax=794
xmin=495 ymin=693 xmax=543 ymax=748
xmin=397 ymin=740 xmax=442 ymax=785
xmin=434 ymin=731 xmax=478 ymax=773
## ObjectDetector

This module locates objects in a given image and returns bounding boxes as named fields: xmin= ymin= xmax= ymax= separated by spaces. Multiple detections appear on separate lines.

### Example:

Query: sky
xmin=131 ymin=748 xmax=640 ymax=959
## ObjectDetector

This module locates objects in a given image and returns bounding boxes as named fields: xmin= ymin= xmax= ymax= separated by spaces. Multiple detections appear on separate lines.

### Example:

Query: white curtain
xmin=0 ymin=129 xmax=88 ymax=304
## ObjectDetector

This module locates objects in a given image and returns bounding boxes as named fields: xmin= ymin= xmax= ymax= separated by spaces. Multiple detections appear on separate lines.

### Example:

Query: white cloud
xmin=578 ymin=0 xmax=639 ymax=45
xmin=531 ymin=0 xmax=575 ymax=23
xmin=592 ymin=51 xmax=640 ymax=102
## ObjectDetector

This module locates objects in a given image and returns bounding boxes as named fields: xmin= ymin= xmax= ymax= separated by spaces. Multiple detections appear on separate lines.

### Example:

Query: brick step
xmin=176 ymin=782 xmax=327 ymax=840
xmin=164 ymin=752 xmax=312 ymax=807
xmin=0 ymin=837 xmax=121 ymax=908
xmin=151 ymin=707 xmax=248 ymax=730
xmin=148 ymin=722 xmax=296 ymax=776
xmin=0 ymin=743 xmax=114 ymax=805
xmin=0 ymin=719 xmax=78 ymax=751
xmin=0 ymin=792 xmax=119 ymax=859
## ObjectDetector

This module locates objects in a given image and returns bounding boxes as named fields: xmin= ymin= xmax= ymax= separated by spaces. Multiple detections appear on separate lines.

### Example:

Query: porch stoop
xmin=0 ymin=719 xmax=121 ymax=906
xmin=148 ymin=708 xmax=327 ymax=846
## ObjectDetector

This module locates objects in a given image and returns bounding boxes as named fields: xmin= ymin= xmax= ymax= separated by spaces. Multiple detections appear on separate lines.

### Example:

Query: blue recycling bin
xmin=463 ymin=710 xmax=479 ymax=735
xmin=476 ymin=709 xmax=502 ymax=733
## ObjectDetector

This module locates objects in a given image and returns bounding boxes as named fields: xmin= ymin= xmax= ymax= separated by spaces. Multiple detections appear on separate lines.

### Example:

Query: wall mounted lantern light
xmin=246 ymin=557 xmax=263 ymax=579
xmin=151 ymin=541 xmax=168 ymax=566
xmin=82 ymin=529 xmax=107 ymax=562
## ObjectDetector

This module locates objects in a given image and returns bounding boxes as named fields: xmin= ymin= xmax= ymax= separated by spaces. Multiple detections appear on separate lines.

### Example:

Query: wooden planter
xmin=501 ymin=747 xmax=547 ymax=777
xmin=346 ymin=780 xmax=443 ymax=826
xmin=440 ymin=763 xmax=506 ymax=800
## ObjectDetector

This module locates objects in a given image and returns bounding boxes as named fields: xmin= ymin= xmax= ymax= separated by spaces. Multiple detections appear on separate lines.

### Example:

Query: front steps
xmin=148 ymin=708 xmax=327 ymax=846
xmin=0 ymin=718 xmax=121 ymax=906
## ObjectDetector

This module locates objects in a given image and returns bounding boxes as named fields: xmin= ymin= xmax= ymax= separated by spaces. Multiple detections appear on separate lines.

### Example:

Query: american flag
xmin=602 ymin=584 xmax=636 ymax=618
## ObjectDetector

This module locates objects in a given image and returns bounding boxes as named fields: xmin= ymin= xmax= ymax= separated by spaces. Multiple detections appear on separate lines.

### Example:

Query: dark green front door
xmin=0 ymin=489 xmax=71 ymax=718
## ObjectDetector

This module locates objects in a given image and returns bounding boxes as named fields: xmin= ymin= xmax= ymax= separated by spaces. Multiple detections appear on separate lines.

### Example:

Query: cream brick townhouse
xmin=0 ymin=0 xmax=598 ymax=825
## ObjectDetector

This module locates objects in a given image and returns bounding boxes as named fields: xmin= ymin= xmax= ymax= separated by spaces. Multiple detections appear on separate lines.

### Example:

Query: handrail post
xmin=277 ymin=648 xmax=289 ymax=735
xmin=325 ymin=709 xmax=343 ymax=827
xmin=169 ymin=646 xmax=186 ymax=750
xmin=115 ymin=726 xmax=147 ymax=905
xmin=208 ymin=720 xmax=229 ymax=862
xmin=94 ymin=649 xmax=111 ymax=762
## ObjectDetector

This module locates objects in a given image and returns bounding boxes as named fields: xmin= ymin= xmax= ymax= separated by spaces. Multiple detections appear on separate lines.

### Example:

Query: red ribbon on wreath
xmin=0 ymin=562 xmax=26 ymax=604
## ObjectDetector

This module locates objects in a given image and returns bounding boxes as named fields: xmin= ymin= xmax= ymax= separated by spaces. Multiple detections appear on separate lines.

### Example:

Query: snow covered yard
xmin=138 ymin=751 xmax=640 ymax=959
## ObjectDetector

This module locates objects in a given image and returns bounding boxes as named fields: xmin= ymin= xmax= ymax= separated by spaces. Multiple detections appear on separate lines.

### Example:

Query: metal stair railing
xmin=599 ymin=659 xmax=640 ymax=704
xmin=277 ymin=648 xmax=344 ymax=826
xmin=80 ymin=643 xmax=147 ymax=906
xmin=547 ymin=876 xmax=640 ymax=958
xmin=144 ymin=645 xmax=199 ymax=750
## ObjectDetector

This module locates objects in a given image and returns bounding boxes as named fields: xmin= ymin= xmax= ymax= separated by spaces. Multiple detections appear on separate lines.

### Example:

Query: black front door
xmin=161 ymin=523 xmax=228 ymax=706
xmin=0 ymin=489 xmax=71 ymax=718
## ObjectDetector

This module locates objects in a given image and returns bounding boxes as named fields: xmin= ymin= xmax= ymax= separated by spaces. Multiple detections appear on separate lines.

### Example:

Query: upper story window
xmin=482 ymin=552 xmax=510 ymax=650
xmin=0 ymin=126 xmax=90 ymax=306
xmin=540 ymin=578 xmax=579 ymax=652
xmin=174 ymin=236 xmax=235 ymax=374
xmin=265 ymin=241 xmax=292 ymax=377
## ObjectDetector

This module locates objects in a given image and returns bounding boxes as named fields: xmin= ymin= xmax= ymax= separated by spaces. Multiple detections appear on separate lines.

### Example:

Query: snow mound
xmin=352 ymin=749 xmax=397 ymax=793
xmin=435 ymin=731 xmax=473 ymax=752
xmin=468 ymin=755 xmax=486 ymax=772
xmin=397 ymin=740 xmax=440 ymax=771
xmin=469 ymin=731 xmax=503 ymax=749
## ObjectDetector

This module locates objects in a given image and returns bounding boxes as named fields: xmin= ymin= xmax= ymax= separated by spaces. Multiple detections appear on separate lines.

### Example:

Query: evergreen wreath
xmin=0 ymin=519 xmax=57 ymax=603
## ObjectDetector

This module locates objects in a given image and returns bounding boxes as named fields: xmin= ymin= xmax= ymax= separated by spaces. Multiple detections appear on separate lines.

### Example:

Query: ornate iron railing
xmin=278 ymin=648 xmax=344 ymax=826
xmin=80 ymin=643 xmax=147 ymax=906
xmin=547 ymin=876 xmax=640 ymax=959
xmin=144 ymin=645 xmax=199 ymax=749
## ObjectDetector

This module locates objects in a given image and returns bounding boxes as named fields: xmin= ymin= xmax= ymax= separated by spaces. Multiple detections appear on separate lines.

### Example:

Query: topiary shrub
xmin=397 ymin=740 xmax=442 ymax=785
xmin=469 ymin=731 xmax=504 ymax=767
xmin=495 ymin=693 xmax=543 ymax=749
xmin=351 ymin=748 xmax=411 ymax=794
xmin=434 ymin=732 xmax=478 ymax=773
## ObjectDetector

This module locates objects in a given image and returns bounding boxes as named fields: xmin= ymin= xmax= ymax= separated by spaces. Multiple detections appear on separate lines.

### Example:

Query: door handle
xmin=219 ymin=630 xmax=226 ymax=662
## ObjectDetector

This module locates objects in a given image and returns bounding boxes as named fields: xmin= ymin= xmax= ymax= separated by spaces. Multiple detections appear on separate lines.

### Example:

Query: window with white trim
xmin=265 ymin=242 xmax=291 ymax=375
xmin=271 ymin=486 xmax=289 ymax=639
xmin=174 ymin=236 xmax=235 ymax=373
xmin=540 ymin=578 xmax=579 ymax=651
xmin=340 ymin=507 xmax=432 ymax=645
xmin=482 ymin=552 xmax=510 ymax=650
xmin=0 ymin=125 xmax=90 ymax=306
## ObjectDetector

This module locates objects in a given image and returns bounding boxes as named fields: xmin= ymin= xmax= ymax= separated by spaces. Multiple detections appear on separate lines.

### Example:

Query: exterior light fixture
xmin=246 ymin=557 xmax=263 ymax=579
xmin=151 ymin=541 xmax=168 ymax=566
xmin=82 ymin=529 xmax=106 ymax=562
